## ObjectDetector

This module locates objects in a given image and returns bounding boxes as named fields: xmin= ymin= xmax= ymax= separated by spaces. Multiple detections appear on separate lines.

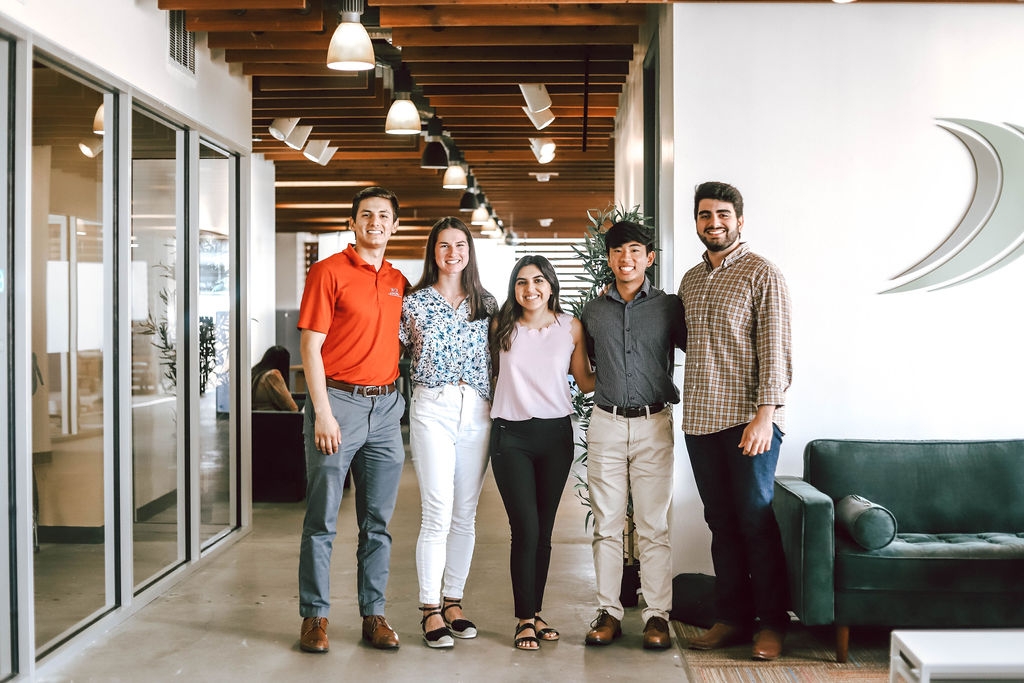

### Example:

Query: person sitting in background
xmin=251 ymin=345 xmax=298 ymax=412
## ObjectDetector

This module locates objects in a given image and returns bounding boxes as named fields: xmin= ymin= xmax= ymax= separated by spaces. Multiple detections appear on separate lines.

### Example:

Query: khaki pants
xmin=587 ymin=407 xmax=674 ymax=622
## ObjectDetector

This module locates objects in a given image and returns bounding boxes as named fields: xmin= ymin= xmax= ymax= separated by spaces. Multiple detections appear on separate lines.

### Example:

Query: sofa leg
xmin=835 ymin=625 xmax=850 ymax=663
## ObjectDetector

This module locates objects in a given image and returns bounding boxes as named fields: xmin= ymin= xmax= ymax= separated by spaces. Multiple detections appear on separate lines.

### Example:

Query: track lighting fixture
xmin=79 ymin=138 xmax=103 ymax=158
xmin=269 ymin=117 xmax=300 ymax=141
xmin=519 ymin=83 xmax=552 ymax=113
xmin=284 ymin=124 xmax=313 ymax=150
xmin=304 ymin=139 xmax=339 ymax=166
xmin=522 ymin=105 xmax=555 ymax=131
xmin=326 ymin=0 xmax=376 ymax=71
xmin=529 ymin=137 xmax=556 ymax=164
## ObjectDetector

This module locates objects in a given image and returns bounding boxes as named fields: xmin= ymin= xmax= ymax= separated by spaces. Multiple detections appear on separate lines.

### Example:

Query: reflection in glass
xmin=1 ymin=36 xmax=12 ymax=679
xmin=198 ymin=144 xmax=234 ymax=546
xmin=131 ymin=110 xmax=184 ymax=589
xmin=30 ymin=63 xmax=111 ymax=652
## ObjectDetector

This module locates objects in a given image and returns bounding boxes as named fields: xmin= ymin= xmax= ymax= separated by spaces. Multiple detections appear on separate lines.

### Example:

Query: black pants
xmin=489 ymin=416 xmax=574 ymax=619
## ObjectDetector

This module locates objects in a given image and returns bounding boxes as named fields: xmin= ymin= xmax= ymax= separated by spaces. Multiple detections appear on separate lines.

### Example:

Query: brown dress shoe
xmin=362 ymin=614 xmax=400 ymax=650
xmin=642 ymin=616 xmax=672 ymax=649
xmin=687 ymin=622 xmax=749 ymax=650
xmin=300 ymin=616 xmax=329 ymax=653
xmin=752 ymin=628 xmax=784 ymax=661
xmin=585 ymin=610 xmax=622 ymax=646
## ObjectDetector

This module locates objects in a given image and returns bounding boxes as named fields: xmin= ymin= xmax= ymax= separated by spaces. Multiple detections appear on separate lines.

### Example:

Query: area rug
xmin=673 ymin=621 xmax=890 ymax=682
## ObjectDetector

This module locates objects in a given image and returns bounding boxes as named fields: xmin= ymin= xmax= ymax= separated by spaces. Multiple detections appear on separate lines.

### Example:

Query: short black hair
xmin=693 ymin=181 xmax=743 ymax=219
xmin=604 ymin=221 xmax=654 ymax=253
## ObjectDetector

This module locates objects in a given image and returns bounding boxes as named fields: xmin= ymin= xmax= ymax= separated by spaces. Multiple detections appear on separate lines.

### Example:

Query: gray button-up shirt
xmin=580 ymin=277 xmax=686 ymax=409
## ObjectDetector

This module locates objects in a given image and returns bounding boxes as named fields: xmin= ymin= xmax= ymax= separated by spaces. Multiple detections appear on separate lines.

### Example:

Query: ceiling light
xmin=326 ymin=0 xmax=375 ymax=71
xmin=538 ymin=218 xmax=553 ymax=228
xmin=459 ymin=177 xmax=479 ymax=212
xmin=284 ymin=125 xmax=313 ymax=150
xmin=269 ymin=117 xmax=300 ymax=141
xmin=529 ymin=137 xmax=556 ymax=164
xmin=442 ymin=163 xmax=468 ymax=190
xmin=79 ymin=138 xmax=103 ymax=158
xmin=470 ymin=205 xmax=490 ymax=226
xmin=304 ymin=139 xmax=339 ymax=166
xmin=93 ymin=103 xmax=105 ymax=135
xmin=519 ymin=83 xmax=552 ymax=113
xmin=522 ymin=106 xmax=555 ymax=131
xmin=385 ymin=64 xmax=421 ymax=135
xmin=420 ymin=115 xmax=448 ymax=169
xmin=530 ymin=172 xmax=559 ymax=182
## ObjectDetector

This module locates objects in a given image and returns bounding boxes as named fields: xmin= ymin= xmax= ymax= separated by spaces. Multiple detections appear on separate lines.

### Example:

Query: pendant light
xmin=326 ymin=0 xmax=375 ymax=71
xmin=93 ymin=103 xmax=105 ymax=135
xmin=458 ymin=176 xmax=479 ymax=212
xmin=420 ymin=115 xmax=449 ymax=169
xmin=385 ymin=64 xmax=421 ymax=135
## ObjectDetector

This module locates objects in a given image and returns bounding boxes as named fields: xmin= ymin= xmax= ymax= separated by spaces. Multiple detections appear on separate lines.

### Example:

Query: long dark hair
xmin=412 ymin=216 xmax=492 ymax=322
xmin=252 ymin=345 xmax=291 ymax=389
xmin=490 ymin=254 xmax=563 ymax=354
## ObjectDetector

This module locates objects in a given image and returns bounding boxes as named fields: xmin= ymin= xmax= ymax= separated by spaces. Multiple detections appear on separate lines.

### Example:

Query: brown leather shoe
xmin=362 ymin=614 xmax=400 ymax=650
xmin=752 ymin=628 xmax=784 ymax=661
xmin=300 ymin=616 xmax=329 ymax=653
xmin=585 ymin=610 xmax=622 ymax=646
xmin=687 ymin=622 xmax=749 ymax=650
xmin=642 ymin=616 xmax=672 ymax=650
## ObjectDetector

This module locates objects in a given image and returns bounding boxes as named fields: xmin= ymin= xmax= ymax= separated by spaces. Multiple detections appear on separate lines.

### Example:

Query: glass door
xmin=131 ymin=109 xmax=185 ymax=589
xmin=197 ymin=142 xmax=235 ymax=547
xmin=30 ymin=61 xmax=114 ymax=654
xmin=1 ymin=34 xmax=13 ymax=680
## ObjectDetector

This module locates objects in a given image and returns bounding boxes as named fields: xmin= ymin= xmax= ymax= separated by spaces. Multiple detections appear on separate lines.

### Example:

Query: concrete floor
xmin=40 ymin=451 xmax=689 ymax=682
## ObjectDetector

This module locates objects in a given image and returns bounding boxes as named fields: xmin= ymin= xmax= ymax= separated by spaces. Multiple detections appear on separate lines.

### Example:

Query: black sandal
xmin=515 ymin=621 xmax=540 ymax=651
xmin=442 ymin=600 xmax=478 ymax=639
xmin=534 ymin=614 xmax=560 ymax=641
xmin=420 ymin=606 xmax=454 ymax=649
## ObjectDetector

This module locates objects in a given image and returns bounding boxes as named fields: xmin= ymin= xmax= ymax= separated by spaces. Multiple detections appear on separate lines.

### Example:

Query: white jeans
xmin=586 ymin=407 xmax=675 ymax=622
xmin=409 ymin=383 xmax=492 ymax=605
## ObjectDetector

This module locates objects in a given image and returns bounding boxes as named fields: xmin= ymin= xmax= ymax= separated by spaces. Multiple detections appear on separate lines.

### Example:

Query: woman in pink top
xmin=489 ymin=255 xmax=594 ymax=651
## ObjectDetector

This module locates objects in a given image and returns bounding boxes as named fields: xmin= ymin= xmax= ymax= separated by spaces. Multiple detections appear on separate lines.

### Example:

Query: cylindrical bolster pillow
xmin=835 ymin=494 xmax=898 ymax=550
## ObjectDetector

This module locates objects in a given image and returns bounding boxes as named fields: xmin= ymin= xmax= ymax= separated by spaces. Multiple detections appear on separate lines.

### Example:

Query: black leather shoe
xmin=585 ymin=610 xmax=622 ymax=646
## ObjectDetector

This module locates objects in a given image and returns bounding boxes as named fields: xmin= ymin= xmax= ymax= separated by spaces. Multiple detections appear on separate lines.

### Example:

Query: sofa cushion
xmin=836 ymin=532 xmax=1024 ymax=593
xmin=836 ymin=494 xmax=897 ymax=549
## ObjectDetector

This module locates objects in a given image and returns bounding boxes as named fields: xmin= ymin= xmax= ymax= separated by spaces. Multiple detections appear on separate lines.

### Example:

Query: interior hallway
xmin=39 ymin=438 xmax=689 ymax=682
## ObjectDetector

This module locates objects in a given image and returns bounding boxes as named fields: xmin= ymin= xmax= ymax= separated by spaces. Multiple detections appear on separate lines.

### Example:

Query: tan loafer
xmin=752 ymin=628 xmax=784 ymax=661
xmin=687 ymin=622 xmax=749 ymax=650
xmin=642 ymin=616 xmax=672 ymax=650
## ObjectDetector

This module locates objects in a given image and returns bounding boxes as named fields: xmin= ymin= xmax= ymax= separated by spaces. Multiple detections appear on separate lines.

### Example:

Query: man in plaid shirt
xmin=677 ymin=181 xmax=792 ymax=662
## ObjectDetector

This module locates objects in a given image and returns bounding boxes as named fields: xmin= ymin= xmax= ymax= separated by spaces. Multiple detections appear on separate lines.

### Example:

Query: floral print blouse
xmin=399 ymin=286 xmax=497 ymax=401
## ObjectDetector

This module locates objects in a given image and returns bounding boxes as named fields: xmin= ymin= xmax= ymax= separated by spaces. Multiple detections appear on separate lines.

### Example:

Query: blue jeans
xmin=298 ymin=388 xmax=406 ymax=618
xmin=684 ymin=423 xmax=789 ymax=632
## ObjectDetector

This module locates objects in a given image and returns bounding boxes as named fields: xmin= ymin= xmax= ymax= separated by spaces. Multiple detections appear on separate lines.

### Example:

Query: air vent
xmin=168 ymin=10 xmax=195 ymax=74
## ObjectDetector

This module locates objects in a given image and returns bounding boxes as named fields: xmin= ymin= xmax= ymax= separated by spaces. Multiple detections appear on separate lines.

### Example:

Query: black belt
xmin=325 ymin=379 xmax=397 ymax=396
xmin=596 ymin=402 xmax=666 ymax=418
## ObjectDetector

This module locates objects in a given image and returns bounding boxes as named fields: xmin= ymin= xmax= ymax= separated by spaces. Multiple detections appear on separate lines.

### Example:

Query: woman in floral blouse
xmin=399 ymin=216 xmax=498 ymax=649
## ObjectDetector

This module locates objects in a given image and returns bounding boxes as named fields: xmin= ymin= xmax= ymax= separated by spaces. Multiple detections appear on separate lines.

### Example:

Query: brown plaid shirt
xmin=677 ymin=243 xmax=792 ymax=436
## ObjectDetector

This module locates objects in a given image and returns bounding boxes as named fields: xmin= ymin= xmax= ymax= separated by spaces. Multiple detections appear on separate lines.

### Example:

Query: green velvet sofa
xmin=773 ymin=438 xmax=1024 ymax=662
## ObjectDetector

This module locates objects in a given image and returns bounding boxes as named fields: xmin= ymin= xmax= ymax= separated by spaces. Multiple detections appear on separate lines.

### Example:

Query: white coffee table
xmin=890 ymin=630 xmax=1024 ymax=682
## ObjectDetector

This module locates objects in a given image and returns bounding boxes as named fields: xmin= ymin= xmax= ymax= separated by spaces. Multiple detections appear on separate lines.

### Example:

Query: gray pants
xmin=298 ymin=388 xmax=406 ymax=617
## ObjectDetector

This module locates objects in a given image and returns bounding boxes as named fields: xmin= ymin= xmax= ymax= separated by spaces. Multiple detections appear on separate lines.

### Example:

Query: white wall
xmin=249 ymin=155 xmax=277 ymax=362
xmin=0 ymin=0 xmax=251 ymax=149
xmin=665 ymin=2 xmax=1024 ymax=573
xmin=573 ymin=0 xmax=1024 ymax=578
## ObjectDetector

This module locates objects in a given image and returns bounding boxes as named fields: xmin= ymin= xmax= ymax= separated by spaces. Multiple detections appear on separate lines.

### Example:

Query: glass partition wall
xmin=1 ymin=35 xmax=13 ymax=680
xmin=30 ymin=62 xmax=112 ymax=654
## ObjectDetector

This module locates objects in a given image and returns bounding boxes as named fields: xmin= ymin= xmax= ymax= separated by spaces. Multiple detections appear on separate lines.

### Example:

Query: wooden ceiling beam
xmin=400 ymin=45 xmax=634 ymax=63
xmin=418 ymin=79 xmax=623 ymax=90
xmin=379 ymin=5 xmax=647 ymax=28
xmin=426 ymin=93 xmax=619 ymax=108
xmin=408 ymin=62 xmax=628 ymax=77
xmin=185 ymin=2 xmax=325 ymax=32
xmin=225 ymin=49 xmax=326 ymax=63
xmin=390 ymin=26 xmax=639 ymax=47
xmin=253 ymin=75 xmax=374 ymax=91
xmin=160 ymin=0 xmax=306 ymax=8
xmin=208 ymin=30 xmax=334 ymax=50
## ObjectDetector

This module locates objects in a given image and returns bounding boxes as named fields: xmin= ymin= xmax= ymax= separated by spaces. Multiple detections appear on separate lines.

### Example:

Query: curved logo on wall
xmin=883 ymin=118 xmax=1024 ymax=293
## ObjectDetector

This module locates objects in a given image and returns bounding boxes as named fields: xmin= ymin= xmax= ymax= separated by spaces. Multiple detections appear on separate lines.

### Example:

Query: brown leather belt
xmin=325 ymin=378 xmax=397 ymax=396
xmin=596 ymin=402 xmax=666 ymax=419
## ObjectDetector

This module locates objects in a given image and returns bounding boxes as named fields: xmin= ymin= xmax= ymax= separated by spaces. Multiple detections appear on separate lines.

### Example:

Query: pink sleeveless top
xmin=490 ymin=312 xmax=575 ymax=421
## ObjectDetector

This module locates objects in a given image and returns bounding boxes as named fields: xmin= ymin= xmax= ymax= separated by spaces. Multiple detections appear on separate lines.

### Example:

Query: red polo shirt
xmin=297 ymin=245 xmax=408 ymax=386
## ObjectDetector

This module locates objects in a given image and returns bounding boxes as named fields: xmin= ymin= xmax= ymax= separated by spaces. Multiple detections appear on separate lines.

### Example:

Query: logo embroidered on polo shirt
xmin=389 ymin=287 xmax=402 ymax=298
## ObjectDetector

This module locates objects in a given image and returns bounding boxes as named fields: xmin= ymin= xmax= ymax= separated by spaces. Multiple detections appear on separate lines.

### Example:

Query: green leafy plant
xmin=199 ymin=316 xmax=216 ymax=394
xmin=137 ymin=261 xmax=177 ymax=390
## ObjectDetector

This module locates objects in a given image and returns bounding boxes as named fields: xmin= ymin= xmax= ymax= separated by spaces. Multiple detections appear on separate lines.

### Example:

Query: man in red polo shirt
xmin=296 ymin=186 xmax=409 ymax=653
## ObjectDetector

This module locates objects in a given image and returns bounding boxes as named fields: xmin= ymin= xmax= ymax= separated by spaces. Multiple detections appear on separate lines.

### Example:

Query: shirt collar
xmin=702 ymin=242 xmax=749 ymax=271
xmin=606 ymin=276 xmax=652 ymax=303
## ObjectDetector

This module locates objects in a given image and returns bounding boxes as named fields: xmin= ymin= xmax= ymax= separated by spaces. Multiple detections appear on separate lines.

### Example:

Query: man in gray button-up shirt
xmin=580 ymin=221 xmax=686 ymax=650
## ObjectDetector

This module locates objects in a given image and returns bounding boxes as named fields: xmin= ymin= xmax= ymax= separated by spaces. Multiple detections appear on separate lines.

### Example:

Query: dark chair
xmin=251 ymin=410 xmax=306 ymax=502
